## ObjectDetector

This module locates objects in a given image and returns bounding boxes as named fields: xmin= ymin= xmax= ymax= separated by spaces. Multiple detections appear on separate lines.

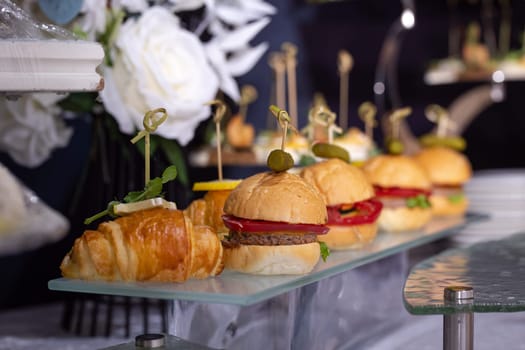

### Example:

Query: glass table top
xmin=49 ymin=213 xmax=484 ymax=306
xmin=404 ymin=230 xmax=525 ymax=315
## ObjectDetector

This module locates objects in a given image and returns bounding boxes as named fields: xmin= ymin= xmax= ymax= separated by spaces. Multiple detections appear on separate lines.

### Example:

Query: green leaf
xmin=58 ymin=92 xmax=98 ymax=113
xmin=417 ymin=194 xmax=431 ymax=208
xmin=71 ymin=26 xmax=88 ymax=40
xmin=406 ymin=195 xmax=431 ymax=209
xmin=299 ymin=154 xmax=317 ymax=167
xmin=161 ymin=165 xmax=178 ymax=184
xmin=84 ymin=200 xmax=120 ymax=225
xmin=159 ymin=138 xmax=189 ymax=186
xmin=99 ymin=10 xmax=125 ymax=67
xmin=143 ymin=177 xmax=163 ymax=199
xmin=319 ymin=241 xmax=331 ymax=262
xmin=406 ymin=197 xmax=418 ymax=208
xmin=123 ymin=191 xmax=144 ymax=203
xmin=448 ymin=193 xmax=464 ymax=204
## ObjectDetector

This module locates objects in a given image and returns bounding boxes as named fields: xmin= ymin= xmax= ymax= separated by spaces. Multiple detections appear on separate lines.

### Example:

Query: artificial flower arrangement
xmin=0 ymin=0 xmax=275 ymax=185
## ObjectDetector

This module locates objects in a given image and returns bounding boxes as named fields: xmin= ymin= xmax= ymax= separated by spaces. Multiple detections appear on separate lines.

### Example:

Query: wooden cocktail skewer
xmin=358 ymin=101 xmax=377 ymax=140
xmin=425 ymin=104 xmax=456 ymax=138
xmin=269 ymin=105 xmax=298 ymax=150
xmin=282 ymin=42 xmax=298 ymax=129
xmin=321 ymin=108 xmax=342 ymax=144
xmin=304 ymin=106 xmax=342 ymax=144
xmin=389 ymin=107 xmax=412 ymax=140
xmin=238 ymin=85 xmax=258 ymax=121
xmin=207 ymin=100 xmax=227 ymax=181
xmin=268 ymin=52 xmax=287 ymax=131
xmin=338 ymin=50 xmax=354 ymax=131
xmin=130 ymin=108 xmax=168 ymax=186
xmin=302 ymin=106 xmax=323 ymax=143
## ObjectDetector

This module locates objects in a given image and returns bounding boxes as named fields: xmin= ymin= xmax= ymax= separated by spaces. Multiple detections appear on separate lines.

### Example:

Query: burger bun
xmin=378 ymin=207 xmax=432 ymax=232
xmin=321 ymin=223 xmax=378 ymax=250
xmin=224 ymin=243 xmax=320 ymax=275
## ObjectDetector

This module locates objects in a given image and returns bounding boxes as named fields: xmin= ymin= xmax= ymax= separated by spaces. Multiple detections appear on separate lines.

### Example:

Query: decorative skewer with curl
xmin=268 ymin=52 xmax=287 ymax=131
xmin=282 ymin=42 xmax=298 ymax=129
xmin=358 ymin=101 xmax=378 ymax=141
xmin=267 ymin=105 xmax=299 ymax=172
xmin=419 ymin=104 xmax=466 ymax=151
xmin=226 ymin=85 xmax=256 ymax=150
xmin=338 ymin=50 xmax=354 ymax=131
xmin=130 ymin=108 xmax=168 ymax=185
xmin=207 ymin=100 xmax=227 ymax=181
xmin=191 ymin=100 xmax=242 ymax=192
xmin=306 ymin=106 xmax=350 ymax=163
xmin=386 ymin=107 xmax=412 ymax=155
xmin=85 ymin=108 xmax=178 ymax=225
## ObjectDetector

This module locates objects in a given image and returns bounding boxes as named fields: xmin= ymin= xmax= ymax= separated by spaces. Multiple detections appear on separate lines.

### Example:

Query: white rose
xmin=100 ymin=6 xmax=219 ymax=146
xmin=79 ymin=0 xmax=107 ymax=40
xmin=0 ymin=94 xmax=73 ymax=167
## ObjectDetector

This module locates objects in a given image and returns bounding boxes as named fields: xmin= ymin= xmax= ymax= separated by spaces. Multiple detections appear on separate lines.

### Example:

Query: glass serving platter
xmin=49 ymin=213 xmax=485 ymax=306
xmin=404 ymin=230 xmax=525 ymax=315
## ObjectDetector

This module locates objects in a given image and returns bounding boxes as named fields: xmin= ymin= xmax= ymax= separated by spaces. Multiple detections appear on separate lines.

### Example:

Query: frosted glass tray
xmin=49 ymin=213 xmax=485 ymax=306
xmin=404 ymin=230 xmax=525 ymax=315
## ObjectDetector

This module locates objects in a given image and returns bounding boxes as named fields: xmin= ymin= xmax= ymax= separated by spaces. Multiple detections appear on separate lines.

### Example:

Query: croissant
xmin=184 ymin=190 xmax=231 ymax=237
xmin=60 ymin=208 xmax=224 ymax=282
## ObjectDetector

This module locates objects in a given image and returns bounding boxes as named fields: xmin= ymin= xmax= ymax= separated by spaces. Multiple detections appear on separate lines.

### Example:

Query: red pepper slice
xmin=374 ymin=186 xmax=431 ymax=198
xmin=327 ymin=198 xmax=383 ymax=225
xmin=222 ymin=214 xmax=329 ymax=235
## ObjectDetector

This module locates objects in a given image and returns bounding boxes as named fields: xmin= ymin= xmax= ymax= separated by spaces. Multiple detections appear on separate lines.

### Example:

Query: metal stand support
xmin=443 ymin=286 xmax=474 ymax=350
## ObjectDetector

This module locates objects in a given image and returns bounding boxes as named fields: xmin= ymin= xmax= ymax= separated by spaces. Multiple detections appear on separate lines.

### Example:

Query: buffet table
xmin=1 ymin=170 xmax=524 ymax=349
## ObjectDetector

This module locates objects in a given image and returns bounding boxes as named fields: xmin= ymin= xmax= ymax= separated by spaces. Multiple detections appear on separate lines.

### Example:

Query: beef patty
xmin=222 ymin=231 xmax=317 ymax=247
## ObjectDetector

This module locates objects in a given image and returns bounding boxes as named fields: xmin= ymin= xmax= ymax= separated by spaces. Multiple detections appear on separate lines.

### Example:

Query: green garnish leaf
xmin=143 ymin=177 xmax=163 ymax=199
xmin=84 ymin=165 xmax=178 ymax=225
xmin=406 ymin=195 xmax=431 ymax=209
xmin=107 ymin=201 xmax=120 ymax=218
xmin=448 ymin=193 xmax=464 ymax=204
xmin=161 ymin=165 xmax=178 ymax=184
xmin=123 ymin=191 xmax=143 ymax=203
xmin=406 ymin=197 xmax=418 ymax=208
xmin=299 ymin=154 xmax=317 ymax=167
xmin=84 ymin=200 xmax=120 ymax=225
xmin=319 ymin=241 xmax=331 ymax=262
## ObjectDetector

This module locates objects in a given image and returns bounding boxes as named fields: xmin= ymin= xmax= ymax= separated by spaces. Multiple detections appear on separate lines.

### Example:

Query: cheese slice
xmin=192 ymin=180 xmax=242 ymax=191
xmin=113 ymin=198 xmax=177 ymax=215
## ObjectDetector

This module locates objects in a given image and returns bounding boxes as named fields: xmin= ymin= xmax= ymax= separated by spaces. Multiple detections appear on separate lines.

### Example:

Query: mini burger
xmin=414 ymin=146 xmax=472 ymax=216
xmin=300 ymin=158 xmax=382 ymax=250
xmin=363 ymin=154 xmax=433 ymax=232
xmin=221 ymin=171 xmax=329 ymax=275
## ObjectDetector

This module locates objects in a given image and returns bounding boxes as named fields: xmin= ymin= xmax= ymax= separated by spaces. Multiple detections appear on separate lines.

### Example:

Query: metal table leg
xmin=443 ymin=286 xmax=474 ymax=350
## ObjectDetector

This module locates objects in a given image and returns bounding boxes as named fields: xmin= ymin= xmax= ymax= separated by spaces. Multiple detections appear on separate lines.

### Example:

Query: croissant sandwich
xmin=60 ymin=208 xmax=224 ymax=282
xmin=185 ymin=190 xmax=231 ymax=238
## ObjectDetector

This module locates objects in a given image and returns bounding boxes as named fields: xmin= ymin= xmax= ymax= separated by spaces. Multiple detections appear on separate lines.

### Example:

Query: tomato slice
xmin=222 ymin=214 xmax=329 ymax=235
xmin=374 ymin=186 xmax=431 ymax=198
xmin=327 ymin=198 xmax=383 ymax=225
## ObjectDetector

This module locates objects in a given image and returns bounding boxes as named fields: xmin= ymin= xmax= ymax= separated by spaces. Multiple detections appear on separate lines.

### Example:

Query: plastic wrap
xmin=168 ymin=253 xmax=409 ymax=350
xmin=0 ymin=0 xmax=104 ymax=93
xmin=0 ymin=0 xmax=74 ymax=40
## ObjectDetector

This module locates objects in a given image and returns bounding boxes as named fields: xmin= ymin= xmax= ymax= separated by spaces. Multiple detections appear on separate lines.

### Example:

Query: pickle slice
xmin=192 ymin=180 xmax=242 ymax=191
xmin=267 ymin=149 xmax=294 ymax=172
xmin=386 ymin=139 xmax=404 ymax=155
xmin=312 ymin=143 xmax=350 ymax=162
xmin=419 ymin=134 xmax=466 ymax=151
